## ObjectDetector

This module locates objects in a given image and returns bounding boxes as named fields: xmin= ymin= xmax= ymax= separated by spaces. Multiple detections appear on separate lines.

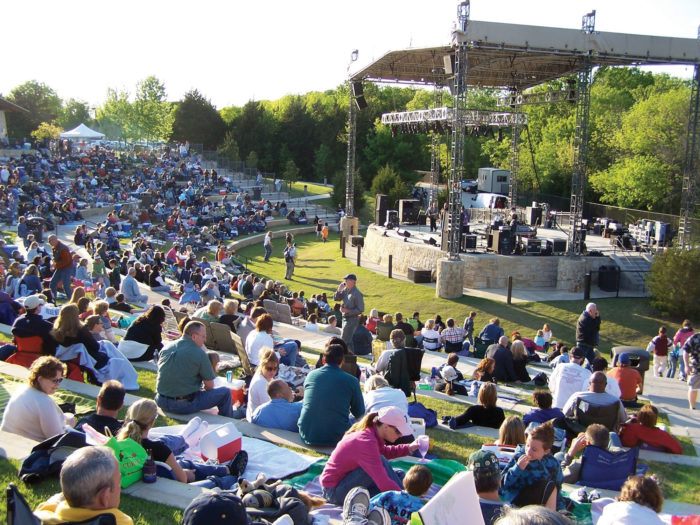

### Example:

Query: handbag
xmin=103 ymin=428 xmax=148 ymax=488
xmin=117 ymin=339 xmax=149 ymax=359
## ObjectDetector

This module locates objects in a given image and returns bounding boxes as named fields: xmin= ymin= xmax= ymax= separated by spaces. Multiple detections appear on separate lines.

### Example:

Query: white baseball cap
xmin=377 ymin=406 xmax=413 ymax=436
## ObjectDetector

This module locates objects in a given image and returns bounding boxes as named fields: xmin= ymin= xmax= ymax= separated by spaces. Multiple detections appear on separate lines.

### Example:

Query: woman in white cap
xmin=319 ymin=406 xmax=420 ymax=506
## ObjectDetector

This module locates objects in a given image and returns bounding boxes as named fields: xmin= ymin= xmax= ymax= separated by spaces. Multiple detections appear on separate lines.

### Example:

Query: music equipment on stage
xmin=375 ymin=194 xmax=389 ymax=225
xmin=526 ymin=206 xmax=542 ymax=226
xmin=521 ymin=237 xmax=543 ymax=255
xmin=385 ymin=210 xmax=399 ymax=229
xmin=546 ymin=238 xmax=567 ymax=255
xmin=407 ymin=267 xmax=432 ymax=283
xmin=461 ymin=233 xmax=477 ymax=251
xmin=350 ymin=236 xmax=364 ymax=247
xmin=398 ymin=199 xmax=420 ymax=225
xmin=487 ymin=230 xmax=513 ymax=254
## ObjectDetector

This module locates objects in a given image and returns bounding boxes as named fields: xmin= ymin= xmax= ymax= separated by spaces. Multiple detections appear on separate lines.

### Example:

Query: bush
xmin=646 ymin=248 xmax=700 ymax=319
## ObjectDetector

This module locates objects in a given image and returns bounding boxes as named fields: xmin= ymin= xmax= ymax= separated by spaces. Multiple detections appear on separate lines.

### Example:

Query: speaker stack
xmin=352 ymin=82 xmax=368 ymax=110
xmin=398 ymin=199 xmax=419 ymax=224
xmin=375 ymin=194 xmax=389 ymax=226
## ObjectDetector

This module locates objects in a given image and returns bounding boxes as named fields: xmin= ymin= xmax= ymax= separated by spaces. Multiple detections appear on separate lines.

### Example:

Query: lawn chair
xmin=276 ymin=303 xmax=294 ymax=325
xmin=575 ymin=398 xmax=622 ymax=433
xmin=210 ymin=322 xmax=236 ymax=354
xmin=262 ymin=299 xmax=280 ymax=321
xmin=375 ymin=321 xmax=394 ymax=342
xmin=384 ymin=347 xmax=424 ymax=400
xmin=171 ymin=309 xmax=188 ymax=327
xmin=341 ymin=353 xmax=359 ymax=378
xmin=578 ymin=446 xmax=639 ymax=491
xmin=472 ymin=337 xmax=488 ymax=359
xmin=7 ymin=336 xmax=84 ymax=383
xmin=231 ymin=331 xmax=255 ymax=379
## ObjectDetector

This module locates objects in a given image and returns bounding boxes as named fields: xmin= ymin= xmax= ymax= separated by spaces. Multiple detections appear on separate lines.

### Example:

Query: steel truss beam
xmin=679 ymin=60 xmax=700 ymax=250
xmin=509 ymin=90 xmax=522 ymax=207
xmin=568 ymin=11 xmax=596 ymax=256
xmin=345 ymin=87 xmax=357 ymax=217
xmin=381 ymin=107 xmax=528 ymax=127
xmin=496 ymin=89 xmax=577 ymax=107
xmin=430 ymin=85 xmax=442 ymax=208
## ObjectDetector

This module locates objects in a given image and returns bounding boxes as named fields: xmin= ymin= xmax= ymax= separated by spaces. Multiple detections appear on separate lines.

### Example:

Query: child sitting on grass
xmin=500 ymin=421 xmax=563 ymax=510
xmin=370 ymin=464 xmax=432 ymax=525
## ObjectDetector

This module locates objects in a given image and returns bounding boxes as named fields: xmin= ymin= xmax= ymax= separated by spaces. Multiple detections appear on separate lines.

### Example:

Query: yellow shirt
xmin=35 ymin=498 xmax=133 ymax=525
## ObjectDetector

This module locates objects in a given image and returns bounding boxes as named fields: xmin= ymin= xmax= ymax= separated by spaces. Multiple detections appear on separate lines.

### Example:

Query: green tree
xmin=370 ymin=164 xmax=410 ymax=208
xmin=31 ymin=122 xmax=63 ymax=143
xmin=96 ymin=88 xmax=135 ymax=142
xmin=57 ymin=99 xmax=91 ymax=130
xmin=647 ymin=249 xmax=700 ymax=318
xmin=283 ymin=159 xmax=299 ymax=188
xmin=313 ymin=144 xmax=334 ymax=183
xmin=218 ymin=130 xmax=240 ymax=162
xmin=171 ymin=89 xmax=225 ymax=149
xmin=246 ymin=150 xmax=259 ymax=170
xmin=331 ymin=170 xmax=366 ymax=213
xmin=133 ymin=75 xmax=173 ymax=142
xmin=5 ymin=80 xmax=61 ymax=139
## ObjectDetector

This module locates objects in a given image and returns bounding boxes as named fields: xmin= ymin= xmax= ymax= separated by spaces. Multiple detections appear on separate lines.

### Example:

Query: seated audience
xmin=619 ymin=404 xmax=682 ymax=454
xmin=34 ymin=446 xmax=134 ymax=525
xmin=366 ymin=308 xmax=381 ymax=334
xmin=445 ymin=383 xmax=505 ymax=429
xmin=304 ymin=313 xmax=320 ymax=333
xmin=352 ymin=314 xmax=373 ymax=356
xmin=363 ymin=374 xmax=409 ymax=416
xmin=598 ymin=475 xmax=665 ymax=525
xmin=1 ymin=294 xmax=57 ymax=360
xmin=246 ymin=349 xmax=279 ymax=421
xmin=251 ymin=378 xmax=303 ymax=432
xmin=217 ymin=299 xmax=240 ymax=333
xmin=420 ymin=318 xmax=441 ymax=351
xmin=75 ymin=380 xmax=126 ymax=436
xmin=245 ymin=313 xmax=274 ymax=367
xmin=319 ymin=406 xmax=419 ymax=505
xmin=592 ymin=356 xmax=621 ymax=399
xmin=298 ymin=343 xmax=365 ymax=446
xmin=323 ymin=315 xmax=343 ymax=336
xmin=510 ymin=340 xmax=531 ymax=382
xmin=122 ymin=305 xmax=165 ymax=362
xmin=523 ymin=390 xmax=565 ymax=427
xmin=473 ymin=357 xmax=496 ymax=383
xmin=479 ymin=318 xmax=504 ymax=345
xmin=375 ymin=329 xmax=406 ymax=373
xmin=561 ymin=372 xmax=627 ymax=430
xmin=500 ymin=422 xmax=562 ymax=510
xmin=486 ymin=336 xmax=518 ymax=383
xmin=52 ymin=304 xmax=109 ymax=369
xmin=560 ymin=423 xmax=623 ymax=483
xmin=369 ymin=464 xmax=432 ymax=525
xmin=435 ymin=353 xmax=468 ymax=395
xmin=497 ymin=416 xmax=526 ymax=447
xmin=0 ymin=356 xmax=75 ymax=441
xmin=120 ymin=267 xmax=148 ymax=304
xmin=467 ymin=450 xmax=506 ymax=525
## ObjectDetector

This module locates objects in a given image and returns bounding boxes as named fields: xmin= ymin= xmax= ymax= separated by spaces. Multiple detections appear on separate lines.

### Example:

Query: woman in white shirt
xmin=304 ymin=313 xmax=320 ymax=333
xmin=246 ymin=349 xmax=279 ymax=421
xmin=0 ymin=356 xmax=75 ymax=441
xmin=421 ymin=318 xmax=442 ymax=351
xmin=598 ymin=475 xmax=665 ymax=525
xmin=245 ymin=313 xmax=274 ymax=367
xmin=363 ymin=375 xmax=408 ymax=416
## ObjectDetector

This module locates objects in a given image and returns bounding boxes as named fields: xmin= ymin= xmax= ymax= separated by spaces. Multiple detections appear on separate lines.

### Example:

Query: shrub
xmin=646 ymin=248 xmax=700 ymax=319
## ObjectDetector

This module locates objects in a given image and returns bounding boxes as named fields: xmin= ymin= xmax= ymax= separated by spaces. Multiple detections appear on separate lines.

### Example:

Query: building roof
xmin=350 ymin=20 xmax=700 ymax=90
xmin=0 ymin=97 xmax=29 ymax=113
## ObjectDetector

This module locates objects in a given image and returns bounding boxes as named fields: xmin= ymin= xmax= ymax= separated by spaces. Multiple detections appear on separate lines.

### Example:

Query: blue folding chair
xmin=578 ymin=445 xmax=639 ymax=491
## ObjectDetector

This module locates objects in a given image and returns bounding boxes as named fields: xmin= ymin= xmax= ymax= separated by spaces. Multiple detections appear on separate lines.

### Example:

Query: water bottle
xmin=143 ymin=449 xmax=157 ymax=483
xmin=360 ymin=368 xmax=366 ymax=383
xmin=429 ymin=376 xmax=436 ymax=390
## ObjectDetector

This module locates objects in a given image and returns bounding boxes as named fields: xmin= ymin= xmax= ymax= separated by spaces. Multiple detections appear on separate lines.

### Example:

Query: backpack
xmin=19 ymin=431 xmax=88 ymax=484
xmin=408 ymin=401 xmax=438 ymax=428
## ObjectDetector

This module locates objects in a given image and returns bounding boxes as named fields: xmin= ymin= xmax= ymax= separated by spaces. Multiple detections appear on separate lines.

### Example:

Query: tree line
xmin=2 ymin=67 xmax=693 ymax=213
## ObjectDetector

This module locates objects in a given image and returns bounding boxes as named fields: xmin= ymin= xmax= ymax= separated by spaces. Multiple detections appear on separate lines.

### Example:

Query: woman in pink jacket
xmin=320 ymin=406 xmax=419 ymax=505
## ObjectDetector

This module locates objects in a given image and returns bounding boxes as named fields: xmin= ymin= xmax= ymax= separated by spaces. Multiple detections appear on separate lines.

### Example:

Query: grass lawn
xmin=237 ymin=232 xmax=683 ymax=354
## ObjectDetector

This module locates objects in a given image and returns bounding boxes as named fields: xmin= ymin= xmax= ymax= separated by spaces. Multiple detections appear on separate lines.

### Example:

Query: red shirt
xmin=607 ymin=367 xmax=642 ymax=400
xmin=620 ymin=422 xmax=682 ymax=454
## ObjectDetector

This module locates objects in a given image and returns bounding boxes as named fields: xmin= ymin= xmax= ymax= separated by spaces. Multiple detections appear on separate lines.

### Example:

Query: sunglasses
xmin=51 ymin=377 xmax=63 ymax=385
xmin=265 ymin=366 xmax=279 ymax=371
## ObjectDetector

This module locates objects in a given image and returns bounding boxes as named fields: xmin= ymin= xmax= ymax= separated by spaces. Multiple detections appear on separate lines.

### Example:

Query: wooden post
xmin=356 ymin=244 xmax=361 ymax=267
xmin=388 ymin=254 xmax=393 ymax=279
xmin=506 ymin=276 xmax=513 ymax=305
xmin=584 ymin=272 xmax=591 ymax=300
xmin=341 ymin=236 xmax=346 ymax=258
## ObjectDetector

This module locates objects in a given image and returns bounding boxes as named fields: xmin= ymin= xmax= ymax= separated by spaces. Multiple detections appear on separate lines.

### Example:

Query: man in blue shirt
xmin=251 ymin=379 xmax=302 ymax=432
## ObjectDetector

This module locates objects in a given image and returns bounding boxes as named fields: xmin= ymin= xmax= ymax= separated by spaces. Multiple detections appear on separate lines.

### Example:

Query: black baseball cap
xmin=182 ymin=492 xmax=247 ymax=525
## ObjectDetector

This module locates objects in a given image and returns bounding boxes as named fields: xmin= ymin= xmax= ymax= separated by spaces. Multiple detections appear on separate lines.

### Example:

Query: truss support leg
xmin=345 ymin=86 xmax=357 ymax=218
xmin=509 ymin=97 xmax=522 ymax=208
xmin=679 ymin=62 xmax=700 ymax=249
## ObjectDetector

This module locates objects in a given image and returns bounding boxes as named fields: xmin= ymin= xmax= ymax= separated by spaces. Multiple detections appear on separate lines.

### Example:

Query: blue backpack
xmin=408 ymin=401 xmax=438 ymax=428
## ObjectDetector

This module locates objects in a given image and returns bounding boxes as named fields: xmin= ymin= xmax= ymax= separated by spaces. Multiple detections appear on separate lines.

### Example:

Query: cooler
xmin=228 ymin=379 xmax=246 ymax=405
xmin=200 ymin=422 xmax=242 ymax=463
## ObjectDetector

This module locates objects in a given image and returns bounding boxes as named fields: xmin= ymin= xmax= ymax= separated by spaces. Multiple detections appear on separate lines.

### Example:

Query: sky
xmin=2 ymin=0 xmax=699 ymax=110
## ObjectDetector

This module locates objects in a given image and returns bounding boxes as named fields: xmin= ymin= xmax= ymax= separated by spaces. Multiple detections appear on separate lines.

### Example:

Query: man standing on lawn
xmin=576 ymin=302 xmax=601 ymax=365
xmin=48 ymin=234 xmax=73 ymax=300
xmin=334 ymin=273 xmax=364 ymax=352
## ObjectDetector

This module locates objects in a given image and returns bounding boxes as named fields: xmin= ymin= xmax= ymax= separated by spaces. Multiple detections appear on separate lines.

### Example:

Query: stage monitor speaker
xmin=350 ymin=235 xmax=364 ymax=247
xmin=375 ymin=194 xmax=389 ymax=225
xmin=488 ymin=231 xmax=513 ymax=254
xmin=547 ymin=238 xmax=567 ymax=254
xmin=407 ymin=267 xmax=432 ymax=283
xmin=386 ymin=210 xmax=399 ymax=228
xmin=398 ymin=199 xmax=420 ymax=224
xmin=402 ymin=230 xmax=411 ymax=238
xmin=526 ymin=206 xmax=543 ymax=227
xmin=461 ymin=234 xmax=477 ymax=251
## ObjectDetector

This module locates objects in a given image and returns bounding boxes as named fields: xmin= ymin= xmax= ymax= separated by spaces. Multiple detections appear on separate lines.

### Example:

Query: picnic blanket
xmin=149 ymin=424 xmax=319 ymax=481
xmin=285 ymin=458 xmax=466 ymax=523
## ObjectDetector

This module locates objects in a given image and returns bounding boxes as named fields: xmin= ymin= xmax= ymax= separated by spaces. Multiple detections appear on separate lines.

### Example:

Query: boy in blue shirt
xmin=370 ymin=464 xmax=432 ymax=525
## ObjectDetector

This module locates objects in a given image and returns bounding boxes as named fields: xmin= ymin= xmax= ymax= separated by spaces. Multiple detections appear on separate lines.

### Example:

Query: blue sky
xmin=2 ymin=0 xmax=698 ymax=109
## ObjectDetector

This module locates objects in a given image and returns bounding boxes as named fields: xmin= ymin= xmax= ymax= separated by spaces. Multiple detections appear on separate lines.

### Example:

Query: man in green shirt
xmin=298 ymin=344 xmax=365 ymax=446
xmin=155 ymin=321 xmax=234 ymax=417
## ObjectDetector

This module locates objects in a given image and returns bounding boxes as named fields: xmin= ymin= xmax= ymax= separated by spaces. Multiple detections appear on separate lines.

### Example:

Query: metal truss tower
xmin=447 ymin=1 xmax=470 ymax=258
xmin=430 ymin=84 xmax=443 ymax=208
xmin=509 ymin=89 xmax=522 ymax=208
xmin=567 ymin=10 xmax=596 ymax=255
xmin=345 ymin=88 xmax=357 ymax=218
xmin=678 ymin=27 xmax=700 ymax=250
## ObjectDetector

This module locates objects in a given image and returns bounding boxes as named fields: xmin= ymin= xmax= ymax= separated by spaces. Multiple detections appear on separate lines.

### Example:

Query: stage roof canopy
xmin=350 ymin=20 xmax=700 ymax=90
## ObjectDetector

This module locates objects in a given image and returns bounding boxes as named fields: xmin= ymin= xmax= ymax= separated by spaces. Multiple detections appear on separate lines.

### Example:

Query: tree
xmin=171 ymin=89 xmax=226 ymax=149
xmin=218 ymin=130 xmax=240 ymax=162
xmin=246 ymin=151 xmax=259 ymax=170
xmin=31 ymin=122 xmax=63 ymax=143
xmin=283 ymin=159 xmax=300 ymax=188
xmin=5 ymin=80 xmax=61 ymax=139
xmin=57 ymin=99 xmax=91 ymax=130
xmin=313 ymin=144 xmax=334 ymax=183
xmin=647 ymin=249 xmax=700 ymax=319
xmin=370 ymin=164 xmax=410 ymax=208
xmin=133 ymin=75 xmax=173 ymax=142
xmin=96 ymin=88 xmax=135 ymax=142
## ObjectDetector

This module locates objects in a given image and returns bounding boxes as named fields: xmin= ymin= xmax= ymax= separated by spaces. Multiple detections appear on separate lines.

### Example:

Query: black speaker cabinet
xmin=386 ymin=210 xmax=399 ymax=228
xmin=526 ymin=206 xmax=543 ymax=226
xmin=488 ymin=231 xmax=513 ymax=254
xmin=350 ymin=235 xmax=364 ymax=247
xmin=398 ymin=199 xmax=419 ymax=224
xmin=407 ymin=267 xmax=432 ymax=283
xmin=547 ymin=238 xmax=567 ymax=254
xmin=375 ymin=194 xmax=389 ymax=225
xmin=461 ymin=234 xmax=477 ymax=251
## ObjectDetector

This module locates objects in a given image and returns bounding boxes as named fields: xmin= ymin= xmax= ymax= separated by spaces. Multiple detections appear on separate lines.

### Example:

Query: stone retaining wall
xmin=362 ymin=226 xmax=611 ymax=292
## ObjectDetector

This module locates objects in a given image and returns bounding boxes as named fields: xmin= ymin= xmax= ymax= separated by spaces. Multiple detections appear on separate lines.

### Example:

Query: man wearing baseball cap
xmin=0 ymin=294 xmax=57 ymax=360
xmin=468 ymin=450 xmax=505 ymax=524
xmin=320 ymin=405 xmax=419 ymax=507
xmin=333 ymin=273 xmax=364 ymax=352
xmin=548 ymin=346 xmax=591 ymax=409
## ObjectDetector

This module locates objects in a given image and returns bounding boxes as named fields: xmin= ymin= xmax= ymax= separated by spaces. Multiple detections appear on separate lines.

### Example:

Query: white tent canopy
xmin=59 ymin=123 xmax=104 ymax=140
